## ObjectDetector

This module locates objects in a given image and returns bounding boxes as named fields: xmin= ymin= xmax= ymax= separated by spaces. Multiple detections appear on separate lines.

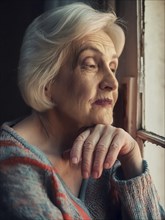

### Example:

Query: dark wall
xmin=0 ymin=0 xmax=44 ymax=124
xmin=0 ymin=0 xmax=117 ymax=125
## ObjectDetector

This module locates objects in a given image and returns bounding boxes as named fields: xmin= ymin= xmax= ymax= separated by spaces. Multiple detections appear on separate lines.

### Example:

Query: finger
xmin=81 ymin=124 xmax=104 ymax=179
xmin=91 ymin=126 xmax=114 ymax=179
xmin=103 ymin=129 xmax=125 ymax=169
xmin=70 ymin=129 xmax=91 ymax=164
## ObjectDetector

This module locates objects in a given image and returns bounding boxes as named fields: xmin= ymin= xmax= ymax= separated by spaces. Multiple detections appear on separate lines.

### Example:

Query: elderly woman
xmin=0 ymin=3 xmax=164 ymax=220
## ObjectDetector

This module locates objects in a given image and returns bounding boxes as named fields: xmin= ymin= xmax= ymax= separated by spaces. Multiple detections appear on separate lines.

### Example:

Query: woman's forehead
xmin=75 ymin=30 xmax=117 ymax=57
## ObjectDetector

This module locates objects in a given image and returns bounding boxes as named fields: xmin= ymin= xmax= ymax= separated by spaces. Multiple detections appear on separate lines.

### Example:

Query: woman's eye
xmin=82 ymin=64 xmax=98 ymax=71
xmin=81 ymin=58 xmax=98 ymax=70
xmin=86 ymin=64 xmax=97 ymax=69
xmin=110 ymin=62 xmax=117 ymax=74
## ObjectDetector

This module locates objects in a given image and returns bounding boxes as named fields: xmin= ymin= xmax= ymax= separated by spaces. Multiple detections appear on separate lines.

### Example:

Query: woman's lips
xmin=93 ymin=98 xmax=113 ymax=107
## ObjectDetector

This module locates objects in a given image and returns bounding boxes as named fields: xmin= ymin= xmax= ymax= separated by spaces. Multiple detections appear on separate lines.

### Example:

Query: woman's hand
xmin=70 ymin=124 xmax=143 ymax=179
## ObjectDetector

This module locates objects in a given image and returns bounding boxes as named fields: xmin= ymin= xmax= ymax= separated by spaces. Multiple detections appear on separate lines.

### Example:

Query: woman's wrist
xmin=119 ymin=142 xmax=143 ymax=180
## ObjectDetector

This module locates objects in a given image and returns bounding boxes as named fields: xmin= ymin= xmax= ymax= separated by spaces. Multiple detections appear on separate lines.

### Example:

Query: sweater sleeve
xmin=0 ymin=162 xmax=64 ymax=220
xmin=111 ymin=160 xmax=165 ymax=220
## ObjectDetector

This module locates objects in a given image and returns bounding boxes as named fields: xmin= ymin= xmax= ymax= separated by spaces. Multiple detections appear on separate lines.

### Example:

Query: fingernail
xmin=83 ymin=171 xmax=89 ymax=179
xmin=92 ymin=171 xmax=99 ymax=179
xmin=104 ymin=162 xmax=110 ymax=169
xmin=71 ymin=157 xmax=78 ymax=164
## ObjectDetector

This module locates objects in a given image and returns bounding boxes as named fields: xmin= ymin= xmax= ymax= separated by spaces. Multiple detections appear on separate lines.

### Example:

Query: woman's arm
xmin=111 ymin=160 xmax=165 ymax=220
xmin=69 ymin=124 xmax=165 ymax=219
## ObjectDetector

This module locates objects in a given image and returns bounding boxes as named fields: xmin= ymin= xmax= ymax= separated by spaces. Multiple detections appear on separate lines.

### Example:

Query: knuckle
xmin=83 ymin=141 xmax=94 ymax=152
xmin=116 ymin=127 xmax=124 ymax=134
xmin=96 ymin=124 xmax=104 ymax=129
xmin=111 ymin=142 xmax=120 ymax=149
xmin=92 ymin=124 xmax=105 ymax=133
xmin=106 ymin=153 xmax=117 ymax=163
xmin=95 ymin=145 xmax=107 ymax=154
xmin=110 ymin=144 xmax=121 ymax=155
xmin=76 ymin=134 xmax=86 ymax=142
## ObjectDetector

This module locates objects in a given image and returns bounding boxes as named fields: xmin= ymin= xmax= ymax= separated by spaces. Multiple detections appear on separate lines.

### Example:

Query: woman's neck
xmin=34 ymin=111 xmax=84 ymax=197
xmin=34 ymin=110 xmax=86 ymax=156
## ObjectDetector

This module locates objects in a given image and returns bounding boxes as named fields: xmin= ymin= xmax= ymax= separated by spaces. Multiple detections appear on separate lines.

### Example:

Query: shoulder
xmin=0 ymin=123 xmax=53 ymax=196
xmin=0 ymin=123 xmax=32 ymax=161
xmin=0 ymin=122 xmax=52 ymax=173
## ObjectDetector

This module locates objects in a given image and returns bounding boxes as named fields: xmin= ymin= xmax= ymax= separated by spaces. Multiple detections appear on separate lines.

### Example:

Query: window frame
xmin=136 ymin=0 xmax=165 ymax=149
xmin=113 ymin=0 xmax=165 ymax=149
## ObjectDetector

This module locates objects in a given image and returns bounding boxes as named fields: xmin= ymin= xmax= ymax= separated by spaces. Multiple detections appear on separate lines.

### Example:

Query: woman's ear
xmin=44 ymin=82 xmax=53 ymax=102
xmin=44 ymin=79 xmax=57 ymax=106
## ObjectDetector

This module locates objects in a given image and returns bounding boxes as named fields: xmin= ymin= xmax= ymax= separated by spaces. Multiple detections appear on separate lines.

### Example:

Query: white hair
xmin=18 ymin=2 xmax=125 ymax=112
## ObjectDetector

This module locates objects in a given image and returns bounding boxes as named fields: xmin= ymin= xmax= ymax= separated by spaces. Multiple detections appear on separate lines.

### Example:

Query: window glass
xmin=144 ymin=0 xmax=165 ymax=137
xmin=144 ymin=142 xmax=165 ymax=208
xmin=143 ymin=0 xmax=165 ymax=209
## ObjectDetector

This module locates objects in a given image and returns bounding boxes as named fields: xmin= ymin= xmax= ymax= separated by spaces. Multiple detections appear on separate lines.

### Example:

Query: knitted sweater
xmin=0 ymin=123 xmax=164 ymax=220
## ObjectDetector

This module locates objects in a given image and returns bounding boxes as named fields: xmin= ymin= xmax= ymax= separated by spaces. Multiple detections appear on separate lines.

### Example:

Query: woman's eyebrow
xmin=77 ymin=46 xmax=100 ymax=56
xmin=77 ymin=46 xmax=118 ymax=60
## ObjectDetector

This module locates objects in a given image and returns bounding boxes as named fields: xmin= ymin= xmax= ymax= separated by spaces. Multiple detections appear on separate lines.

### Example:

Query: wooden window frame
xmin=114 ymin=0 xmax=165 ymax=150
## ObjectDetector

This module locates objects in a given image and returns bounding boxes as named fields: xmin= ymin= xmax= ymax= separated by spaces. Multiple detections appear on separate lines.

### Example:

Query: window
xmin=137 ymin=0 xmax=165 ymax=207
xmin=137 ymin=0 xmax=165 ymax=145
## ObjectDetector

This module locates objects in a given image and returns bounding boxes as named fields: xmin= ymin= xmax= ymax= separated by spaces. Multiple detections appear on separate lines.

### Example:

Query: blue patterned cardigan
xmin=0 ymin=123 xmax=165 ymax=220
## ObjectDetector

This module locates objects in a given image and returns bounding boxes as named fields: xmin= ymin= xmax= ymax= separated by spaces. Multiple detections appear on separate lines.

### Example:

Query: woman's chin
xmin=89 ymin=109 xmax=114 ymax=125
xmin=92 ymin=116 xmax=113 ymax=126
xmin=78 ymin=115 xmax=113 ymax=128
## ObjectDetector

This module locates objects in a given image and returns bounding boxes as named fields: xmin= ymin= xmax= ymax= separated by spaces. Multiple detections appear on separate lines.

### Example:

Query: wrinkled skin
xmin=50 ymin=30 xmax=143 ymax=179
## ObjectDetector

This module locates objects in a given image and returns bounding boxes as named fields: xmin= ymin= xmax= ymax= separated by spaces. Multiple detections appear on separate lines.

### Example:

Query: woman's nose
xmin=99 ymin=68 xmax=118 ymax=91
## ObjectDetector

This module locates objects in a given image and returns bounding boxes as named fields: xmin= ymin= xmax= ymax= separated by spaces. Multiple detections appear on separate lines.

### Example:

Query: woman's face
xmin=51 ymin=30 xmax=119 ymax=128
